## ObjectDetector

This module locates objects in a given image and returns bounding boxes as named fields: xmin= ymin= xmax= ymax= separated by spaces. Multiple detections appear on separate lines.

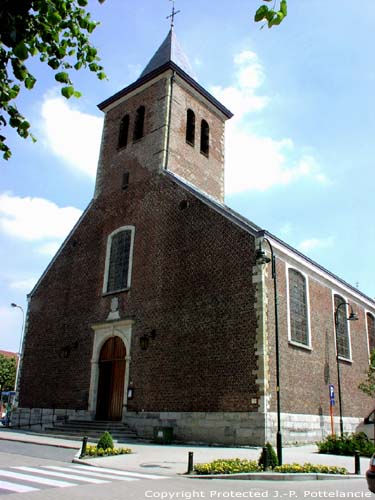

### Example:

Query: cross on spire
xmin=167 ymin=0 xmax=180 ymax=29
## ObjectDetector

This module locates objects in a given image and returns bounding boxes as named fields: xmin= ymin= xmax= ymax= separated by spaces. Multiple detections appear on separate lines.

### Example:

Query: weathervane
xmin=167 ymin=0 xmax=180 ymax=29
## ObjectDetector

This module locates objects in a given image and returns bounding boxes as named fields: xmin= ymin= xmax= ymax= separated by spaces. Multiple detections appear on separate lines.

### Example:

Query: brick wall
xmin=19 ymin=170 xmax=259 ymax=413
xmin=264 ymin=252 xmax=374 ymax=421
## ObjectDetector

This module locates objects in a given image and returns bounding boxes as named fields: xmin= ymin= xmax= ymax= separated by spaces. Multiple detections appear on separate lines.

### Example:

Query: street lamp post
xmin=10 ymin=303 xmax=25 ymax=402
xmin=256 ymin=237 xmax=282 ymax=465
xmin=334 ymin=301 xmax=358 ymax=436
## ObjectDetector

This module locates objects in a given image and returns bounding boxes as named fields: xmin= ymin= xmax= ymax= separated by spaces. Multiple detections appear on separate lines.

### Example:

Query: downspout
xmin=162 ymin=70 xmax=175 ymax=171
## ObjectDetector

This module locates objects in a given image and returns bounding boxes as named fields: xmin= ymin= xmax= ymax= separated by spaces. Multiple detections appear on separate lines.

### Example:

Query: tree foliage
xmin=0 ymin=0 xmax=106 ymax=160
xmin=359 ymin=349 xmax=375 ymax=397
xmin=0 ymin=354 xmax=17 ymax=392
xmin=255 ymin=0 xmax=288 ymax=28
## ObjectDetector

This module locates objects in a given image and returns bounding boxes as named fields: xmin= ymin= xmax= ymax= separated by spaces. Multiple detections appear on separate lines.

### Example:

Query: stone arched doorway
xmin=96 ymin=336 xmax=126 ymax=421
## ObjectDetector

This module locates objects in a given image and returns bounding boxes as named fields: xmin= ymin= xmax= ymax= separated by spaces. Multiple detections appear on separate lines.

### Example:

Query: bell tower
xmin=94 ymin=29 xmax=232 ymax=203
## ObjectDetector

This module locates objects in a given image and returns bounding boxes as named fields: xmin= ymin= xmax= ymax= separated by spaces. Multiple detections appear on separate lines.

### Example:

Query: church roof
xmin=139 ymin=29 xmax=193 ymax=79
xmin=98 ymin=30 xmax=232 ymax=118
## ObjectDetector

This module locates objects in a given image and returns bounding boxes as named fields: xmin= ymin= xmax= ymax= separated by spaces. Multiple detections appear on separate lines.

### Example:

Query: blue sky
xmin=1 ymin=0 xmax=375 ymax=351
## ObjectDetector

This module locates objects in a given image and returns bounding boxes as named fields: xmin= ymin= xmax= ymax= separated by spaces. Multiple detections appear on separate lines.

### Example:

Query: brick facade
xmin=16 ymin=32 xmax=375 ymax=445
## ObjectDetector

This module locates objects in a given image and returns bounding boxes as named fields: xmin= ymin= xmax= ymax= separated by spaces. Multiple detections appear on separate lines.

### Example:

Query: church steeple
xmin=139 ymin=29 xmax=193 ymax=80
xmin=95 ymin=30 xmax=232 ymax=203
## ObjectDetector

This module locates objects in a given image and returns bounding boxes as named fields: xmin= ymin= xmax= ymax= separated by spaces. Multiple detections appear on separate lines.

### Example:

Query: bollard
xmin=187 ymin=451 xmax=194 ymax=474
xmin=354 ymin=450 xmax=361 ymax=475
xmin=262 ymin=446 xmax=270 ymax=471
xmin=80 ymin=436 xmax=88 ymax=458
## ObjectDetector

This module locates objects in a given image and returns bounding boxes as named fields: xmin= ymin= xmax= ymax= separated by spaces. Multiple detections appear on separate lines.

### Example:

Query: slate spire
xmin=139 ymin=29 xmax=193 ymax=79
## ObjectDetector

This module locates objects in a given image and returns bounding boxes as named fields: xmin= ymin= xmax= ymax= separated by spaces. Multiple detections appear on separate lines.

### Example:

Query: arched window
xmin=103 ymin=227 xmax=135 ymax=294
xmin=367 ymin=313 xmax=375 ymax=353
xmin=186 ymin=109 xmax=195 ymax=146
xmin=200 ymin=119 xmax=209 ymax=157
xmin=118 ymin=114 xmax=129 ymax=149
xmin=133 ymin=105 xmax=145 ymax=142
xmin=288 ymin=269 xmax=309 ymax=346
xmin=334 ymin=295 xmax=351 ymax=359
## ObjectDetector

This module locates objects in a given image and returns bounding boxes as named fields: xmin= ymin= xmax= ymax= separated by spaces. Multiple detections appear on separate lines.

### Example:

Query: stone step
xmin=44 ymin=419 xmax=138 ymax=442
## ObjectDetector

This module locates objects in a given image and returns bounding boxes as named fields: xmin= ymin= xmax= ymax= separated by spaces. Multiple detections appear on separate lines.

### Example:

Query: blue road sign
xmin=329 ymin=384 xmax=335 ymax=406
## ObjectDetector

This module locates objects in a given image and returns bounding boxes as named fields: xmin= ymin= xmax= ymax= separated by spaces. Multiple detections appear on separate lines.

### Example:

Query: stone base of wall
xmin=11 ymin=408 xmax=92 ymax=430
xmin=265 ymin=412 xmax=364 ymax=446
xmin=11 ymin=408 xmax=365 ymax=446
xmin=125 ymin=411 xmax=365 ymax=446
xmin=125 ymin=411 xmax=267 ymax=446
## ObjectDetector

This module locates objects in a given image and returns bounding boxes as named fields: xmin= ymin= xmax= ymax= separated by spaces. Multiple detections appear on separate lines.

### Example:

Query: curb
xmin=0 ymin=431 xmax=80 ymax=450
xmin=186 ymin=472 xmax=366 ymax=481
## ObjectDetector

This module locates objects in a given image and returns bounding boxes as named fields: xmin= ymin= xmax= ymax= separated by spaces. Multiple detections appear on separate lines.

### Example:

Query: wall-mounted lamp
xmin=140 ymin=329 xmax=156 ymax=350
xmin=59 ymin=340 xmax=79 ymax=359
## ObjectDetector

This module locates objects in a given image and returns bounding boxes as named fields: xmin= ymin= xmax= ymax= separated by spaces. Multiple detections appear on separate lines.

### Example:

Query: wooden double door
xmin=96 ymin=336 xmax=126 ymax=421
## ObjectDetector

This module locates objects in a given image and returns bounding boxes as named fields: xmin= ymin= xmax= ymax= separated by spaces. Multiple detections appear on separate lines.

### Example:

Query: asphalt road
xmin=0 ymin=441 xmax=370 ymax=500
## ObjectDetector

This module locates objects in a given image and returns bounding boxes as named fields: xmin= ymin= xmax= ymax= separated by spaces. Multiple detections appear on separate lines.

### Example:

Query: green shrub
xmin=317 ymin=432 xmax=375 ymax=457
xmin=194 ymin=458 xmax=262 ymax=475
xmin=97 ymin=431 xmax=114 ymax=450
xmin=258 ymin=442 xmax=278 ymax=470
xmin=274 ymin=463 xmax=348 ymax=474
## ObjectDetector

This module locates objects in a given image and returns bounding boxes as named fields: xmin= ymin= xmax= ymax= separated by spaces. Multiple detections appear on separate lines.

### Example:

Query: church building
xmin=15 ymin=29 xmax=375 ymax=446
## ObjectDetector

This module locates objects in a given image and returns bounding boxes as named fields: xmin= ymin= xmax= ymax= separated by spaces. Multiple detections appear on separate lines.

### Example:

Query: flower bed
xmin=194 ymin=459 xmax=348 ymax=475
xmin=83 ymin=444 xmax=132 ymax=458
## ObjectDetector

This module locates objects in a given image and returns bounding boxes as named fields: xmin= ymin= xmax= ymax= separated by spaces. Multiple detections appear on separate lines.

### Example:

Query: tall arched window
xmin=334 ymin=294 xmax=351 ymax=359
xmin=118 ymin=114 xmax=129 ymax=149
xmin=288 ymin=269 xmax=309 ymax=346
xmin=133 ymin=105 xmax=145 ymax=142
xmin=200 ymin=119 xmax=209 ymax=157
xmin=103 ymin=227 xmax=135 ymax=294
xmin=186 ymin=109 xmax=195 ymax=146
xmin=367 ymin=313 xmax=375 ymax=353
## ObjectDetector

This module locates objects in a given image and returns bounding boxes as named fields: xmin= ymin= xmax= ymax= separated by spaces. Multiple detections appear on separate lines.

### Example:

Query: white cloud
xmin=210 ymin=50 xmax=328 ymax=194
xmin=0 ymin=192 xmax=82 ymax=242
xmin=297 ymin=237 xmax=334 ymax=252
xmin=37 ymin=242 xmax=61 ymax=256
xmin=40 ymin=93 xmax=103 ymax=177
xmin=9 ymin=278 xmax=38 ymax=292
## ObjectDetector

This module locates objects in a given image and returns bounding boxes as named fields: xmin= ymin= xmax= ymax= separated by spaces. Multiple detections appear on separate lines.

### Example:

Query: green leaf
xmin=55 ymin=71 xmax=70 ymax=83
xmin=280 ymin=0 xmax=288 ymax=16
xmin=61 ymin=86 xmax=75 ymax=99
xmin=269 ymin=12 xmax=285 ymax=27
xmin=254 ymin=5 xmax=269 ymax=22
xmin=97 ymin=72 xmax=106 ymax=80
xmin=25 ymin=75 xmax=37 ymax=90
xmin=78 ymin=0 xmax=88 ymax=5
xmin=13 ymin=42 xmax=29 ymax=61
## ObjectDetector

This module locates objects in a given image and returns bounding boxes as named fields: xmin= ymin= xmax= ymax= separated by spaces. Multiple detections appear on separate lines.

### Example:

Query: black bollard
xmin=80 ymin=436 xmax=88 ymax=458
xmin=354 ymin=450 xmax=361 ymax=475
xmin=262 ymin=446 xmax=270 ymax=471
xmin=187 ymin=451 xmax=194 ymax=474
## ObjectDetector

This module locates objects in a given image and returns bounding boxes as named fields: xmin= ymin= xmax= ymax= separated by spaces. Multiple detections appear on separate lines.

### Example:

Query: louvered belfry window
xmin=334 ymin=295 xmax=350 ymax=359
xmin=106 ymin=230 xmax=132 ymax=293
xmin=133 ymin=105 xmax=145 ymax=141
xmin=200 ymin=119 xmax=209 ymax=157
xmin=289 ymin=269 xmax=308 ymax=345
xmin=118 ymin=114 xmax=129 ymax=148
xmin=367 ymin=313 xmax=375 ymax=353
xmin=186 ymin=109 xmax=195 ymax=146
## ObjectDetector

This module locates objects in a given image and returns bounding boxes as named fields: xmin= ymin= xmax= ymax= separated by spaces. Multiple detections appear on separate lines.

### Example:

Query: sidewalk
xmin=0 ymin=428 xmax=368 ymax=479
